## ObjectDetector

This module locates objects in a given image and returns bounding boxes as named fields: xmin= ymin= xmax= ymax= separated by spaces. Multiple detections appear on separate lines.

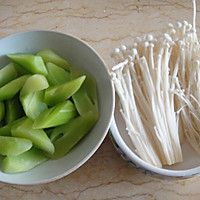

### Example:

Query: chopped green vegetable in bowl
xmin=0 ymin=31 xmax=114 ymax=185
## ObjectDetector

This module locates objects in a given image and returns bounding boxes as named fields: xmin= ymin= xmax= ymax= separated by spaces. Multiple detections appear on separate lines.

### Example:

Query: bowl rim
xmin=0 ymin=30 xmax=115 ymax=185
xmin=110 ymin=116 xmax=200 ymax=178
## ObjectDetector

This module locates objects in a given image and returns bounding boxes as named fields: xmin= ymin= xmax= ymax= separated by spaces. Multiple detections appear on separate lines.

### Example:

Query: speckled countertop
xmin=0 ymin=0 xmax=200 ymax=199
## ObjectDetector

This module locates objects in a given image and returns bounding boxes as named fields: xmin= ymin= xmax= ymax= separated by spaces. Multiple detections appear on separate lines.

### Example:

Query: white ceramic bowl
xmin=110 ymin=96 xmax=200 ymax=179
xmin=0 ymin=30 xmax=115 ymax=185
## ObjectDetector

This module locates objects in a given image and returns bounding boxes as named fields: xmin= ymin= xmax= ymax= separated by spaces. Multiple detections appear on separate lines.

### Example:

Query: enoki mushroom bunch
xmin=111 ymin=0 xmax=200 ymax=167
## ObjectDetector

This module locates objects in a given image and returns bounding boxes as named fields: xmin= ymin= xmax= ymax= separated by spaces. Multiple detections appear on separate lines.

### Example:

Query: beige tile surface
xmin=0 ymin=0 xmax=200 ymax=199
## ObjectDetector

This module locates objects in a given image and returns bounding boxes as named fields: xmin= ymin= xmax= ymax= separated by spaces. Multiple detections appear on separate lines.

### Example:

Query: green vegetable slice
xmin=0 ymin=63 xmax=18 ymax=87
xmin=44 ymin=75 xmax=86 ymax=106
xmin=0 ymin=136 xmax=32 ymax=156
xmin=33 ymin=100 xmax=78 ymax=129
xmin=0 ymin=75 xmax=30 ymax=101
xmin=1 ymin=147 xmax=48 ymax=174
xmin=11 ymin=117 xmax=55 ymax=155
xmin=71 ymin=68 xmax=98 ymax=117
xmin=19 ymin=74 xmax=49 ymax=120
xmin=46 ymin=62 xmax=70 ymax=85
xmin=5 ymin=95 xmax=24 ymax=124
xmin=7 ymin=53 xmax=48 ymax=76
xmin=37 ymin=49 xmax=70 ymax=71
xmin=20 ymin=74 xmax=49 ymax=96
xmin=20 ymin=91 xmax=48 ymax=120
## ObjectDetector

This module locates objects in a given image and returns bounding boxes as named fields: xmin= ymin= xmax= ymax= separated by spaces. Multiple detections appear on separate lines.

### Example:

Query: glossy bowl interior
xmin=0 ymin=30 xmax=115 ymax=185
xmin=110 ymin=96 xmax=200 ymax=179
